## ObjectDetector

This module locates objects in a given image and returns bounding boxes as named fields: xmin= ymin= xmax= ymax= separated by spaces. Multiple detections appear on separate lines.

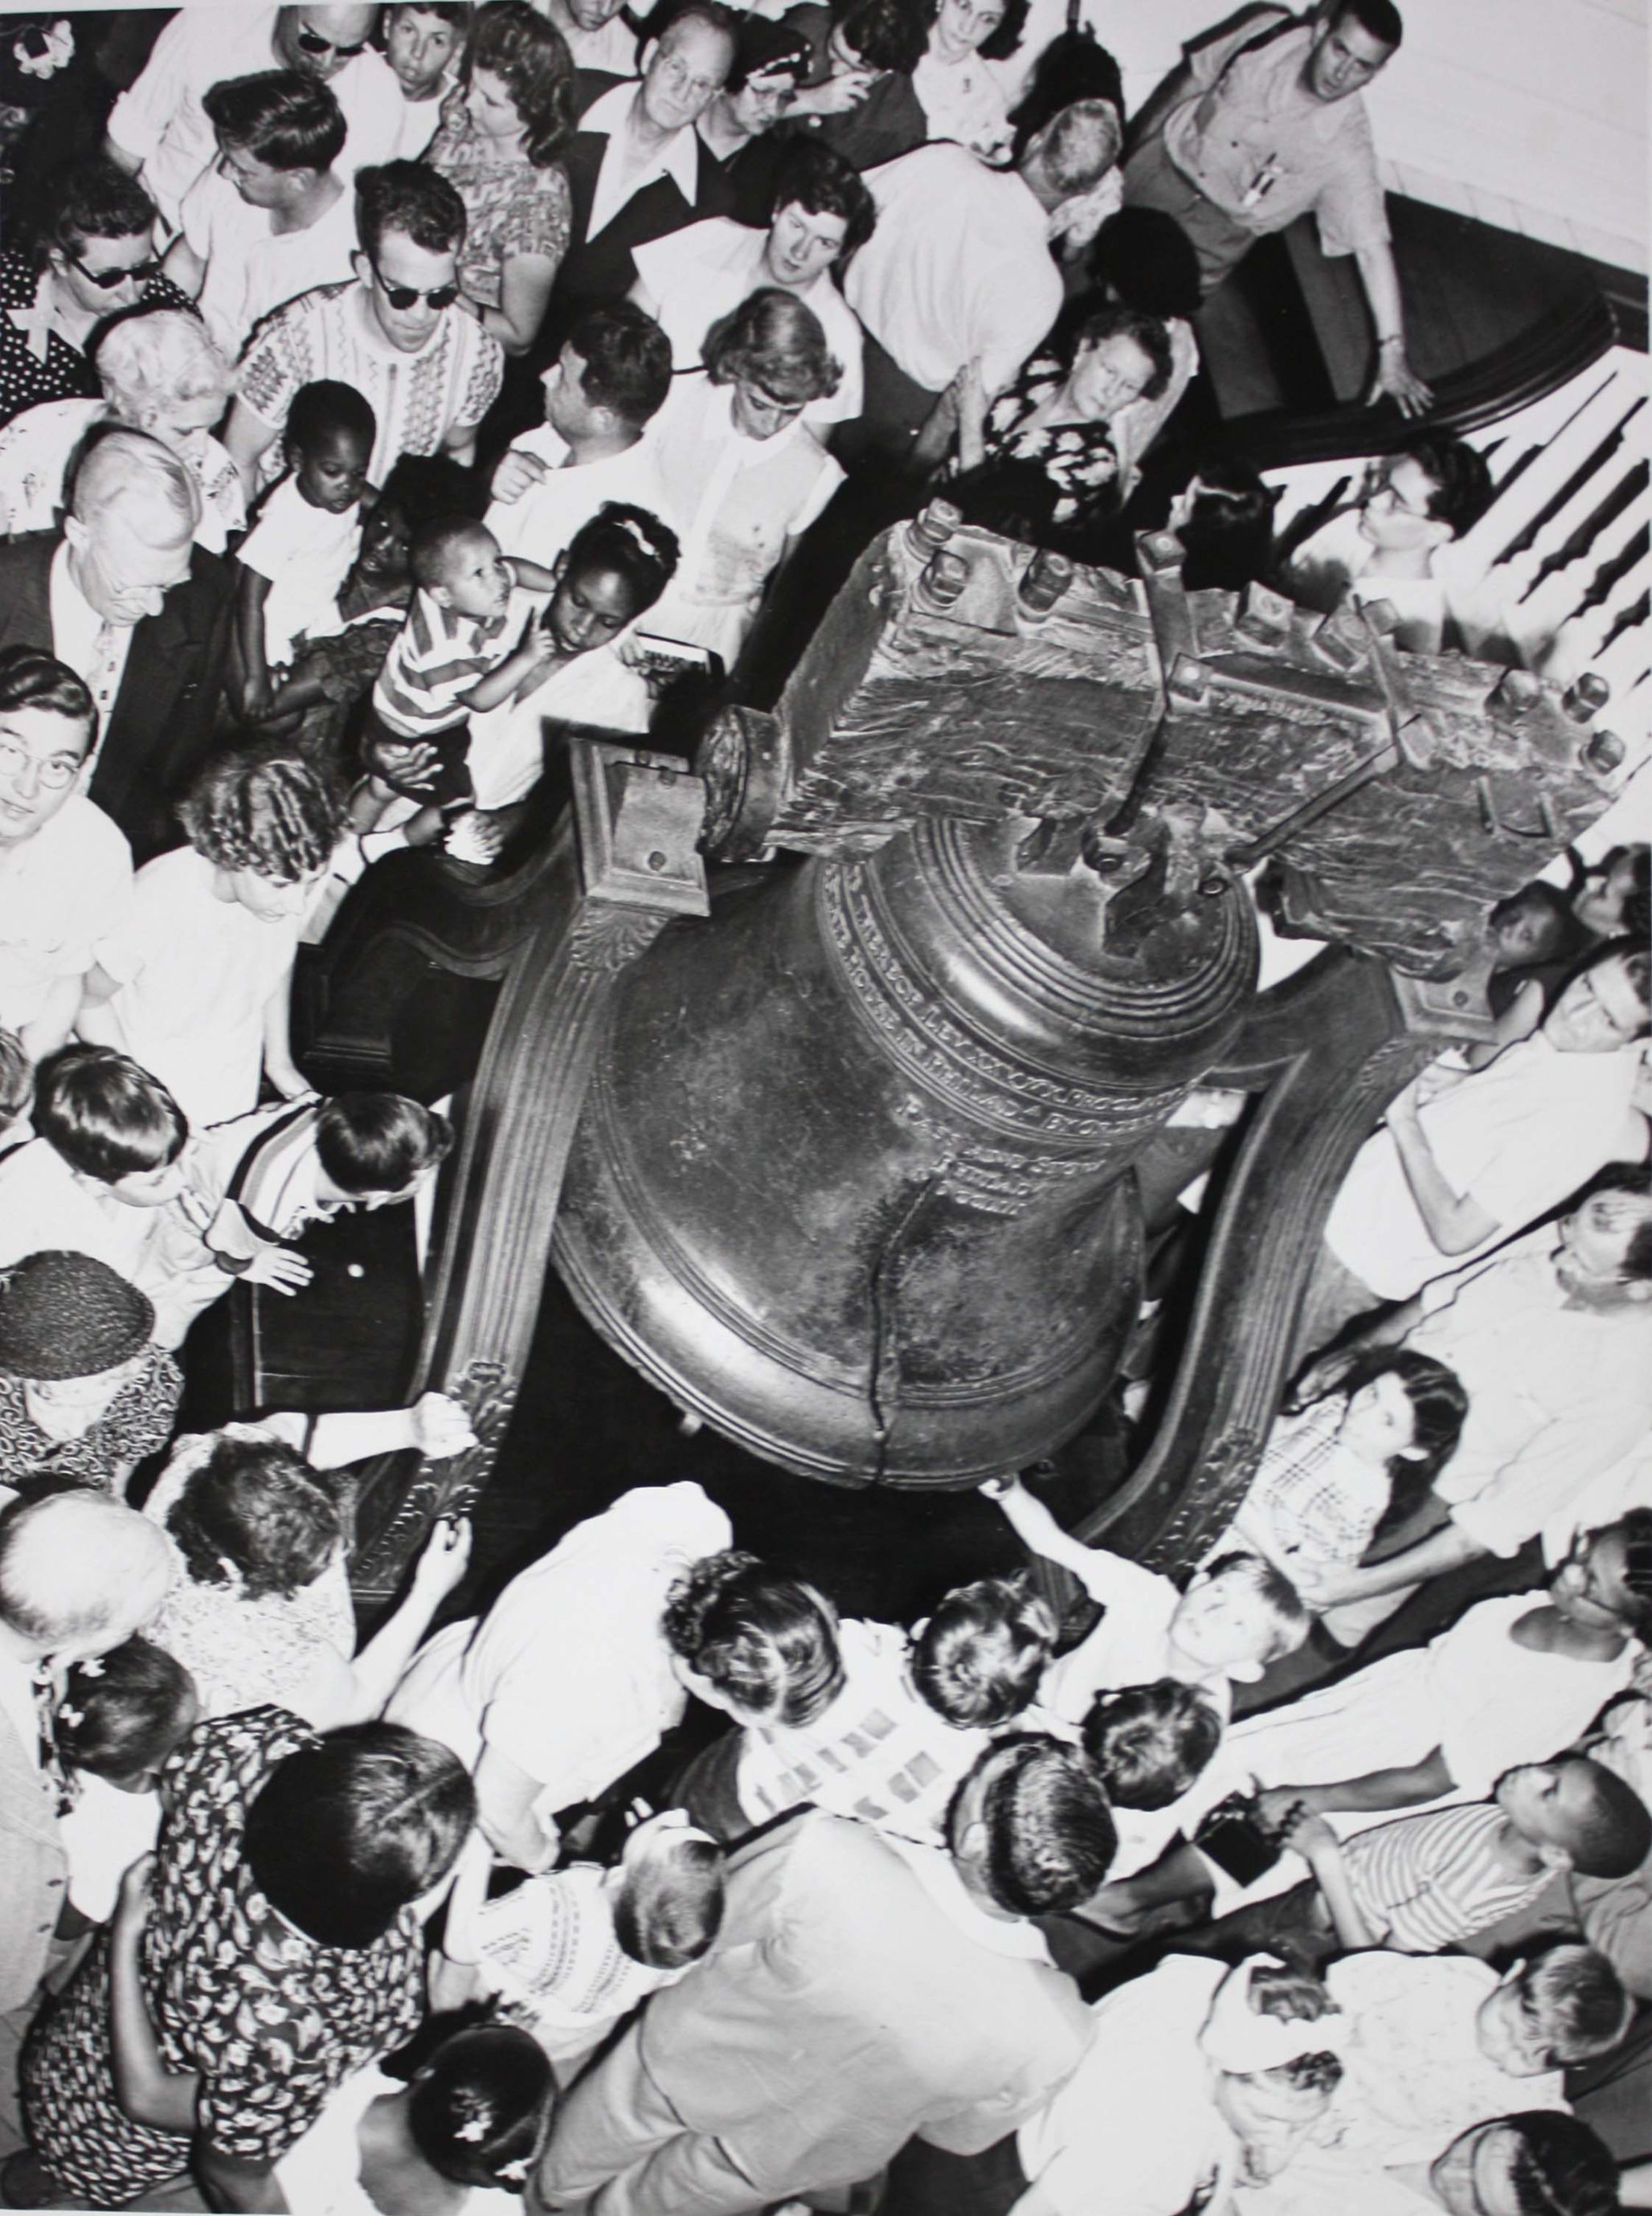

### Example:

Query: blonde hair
xmin=93 ymin=310 xmax=234 ymax=434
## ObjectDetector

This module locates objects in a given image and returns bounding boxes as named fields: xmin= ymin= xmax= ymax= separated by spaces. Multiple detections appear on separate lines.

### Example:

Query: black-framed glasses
xmin=369 ymin=260 xmax=461 ymax=312
xmin=296 ymin=25 xmax=370 ymax=58
xmin=66 ymin=246 xmax=161 ymax=290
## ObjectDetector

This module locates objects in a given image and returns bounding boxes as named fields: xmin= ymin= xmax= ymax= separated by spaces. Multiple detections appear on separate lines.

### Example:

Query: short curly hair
xmin=178 ymin=742 xmax=343 ymax=881
xmin=463 ymin=0 xmax=577 ymax=166
xmin=704 ymin=288 xmax=841 ymax=407
xmin=769 ymin=138 xmax=876 ymax=260
xmin=164 ymin=1433 xmax=342 ymax=1601
xmin=355 ymin=159 xmax=468 ymax=260
xmin=661 ymin=1548 xmax=844 ymax=1726
xmin=43 ymin=158 xmax=158 ymax=272
xmin=1083 ymin=1679 xmax=1223 ymax=1810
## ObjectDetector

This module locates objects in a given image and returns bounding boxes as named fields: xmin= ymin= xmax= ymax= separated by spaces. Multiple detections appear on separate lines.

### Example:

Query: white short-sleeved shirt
xmin=0 ymin=795 xmax=132 ymax=1032
xmin=59 ymin=1773 xmax=162 ymax=1924
xmin=235 ymin=281 xmax=504 ymax=494
xmin=1038 ymin=1547 xmax=1232 ymax=1727
xmin=0 ymin=1137 xmax=157 ymax=1281
xmin=178 ymin=165 xmax=360 ymax=360
xmin=467 ymin=644 xmax=654 ymax=809
xmin=91 ymin=848 xmax=305 ymax=1130
xmin=386 ymin=1482 xmax=734 ymax=1816
xmin=484 ymin=423 xmax=679 ymax=566
xmin=107 ymin=4 xmax=405 ymax=230
xmin=845 ymin=144 xmax=1061 ymax=399
xmin=1325 ymin=1034 xmax=1650 ymax=1302
xmin=239 ymin=477 xmax=364 ymax=668
xmin=632 ymin=219 xmax=865 ymax=428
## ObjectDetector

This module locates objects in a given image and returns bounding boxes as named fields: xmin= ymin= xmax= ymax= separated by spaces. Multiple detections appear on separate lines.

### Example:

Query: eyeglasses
xmin=0 ymin=737 xmax=83 ymax=790
xmin=296 ymin=24 xmax=370 ymax=58
xmin=65 ymin=247 xmax=161 ymax=291
xmin=369 ymin=260 xmax=461 ymax=311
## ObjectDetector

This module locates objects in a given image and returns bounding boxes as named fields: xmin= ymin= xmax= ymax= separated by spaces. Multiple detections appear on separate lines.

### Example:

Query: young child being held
xmin=234 ymin=381 xmax=377 ymax=721
xmin=52 ymin=1637 xmax=200 ymax=1928
xmin=664 ymin=1551 xmax=1016 ymax=1846
xmin=1082 ymin=1678 xmax=1226 ymax=1887
xmin=432 ymin=1809 xmax=726 ymax=2066
xmin=983 ymin=1474 xmax=1309 ymax=1727
xmin=366 ymin=517 xmax=567 ymax=819
xmin=1222 ymin=1349 xmax=1467 ymax=1603
xmin=76 ymin=746 xmax=342 ymax=1130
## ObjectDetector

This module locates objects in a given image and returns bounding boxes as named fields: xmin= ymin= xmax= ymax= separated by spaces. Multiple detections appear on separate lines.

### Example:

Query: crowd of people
xmin=0 ymin=0 xmax=1648 ymax=2210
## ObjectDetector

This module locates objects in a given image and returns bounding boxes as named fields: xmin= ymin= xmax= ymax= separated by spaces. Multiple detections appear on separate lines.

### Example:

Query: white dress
xmin=911 ymin=48 xmax=1014 ymax=161
xmin=644 ymin=375 xmax=844 ymax=668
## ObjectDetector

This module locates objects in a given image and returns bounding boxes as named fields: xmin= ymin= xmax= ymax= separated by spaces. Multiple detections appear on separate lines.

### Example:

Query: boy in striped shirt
xmin=1194 ymin=1757 xmax=1650 ymax=1970
xmin=370 ymin=515 xmax=562 ymax=814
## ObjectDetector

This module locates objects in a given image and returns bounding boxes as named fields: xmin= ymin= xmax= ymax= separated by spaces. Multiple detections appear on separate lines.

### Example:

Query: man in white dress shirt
xmin=105 ymin=2 xmax=404 ymax=231
xmin=485 ymin=300 xmax=677 ymax=564
xmin=843 ymin=98 xmax=1120 ymax=468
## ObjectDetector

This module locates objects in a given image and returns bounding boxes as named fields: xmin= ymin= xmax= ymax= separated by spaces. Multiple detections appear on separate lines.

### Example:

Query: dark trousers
xmin=831 ymin=330 xmax=943 ymax=475
xmin=878 ymin=2131 xmax=1028 ymax=2216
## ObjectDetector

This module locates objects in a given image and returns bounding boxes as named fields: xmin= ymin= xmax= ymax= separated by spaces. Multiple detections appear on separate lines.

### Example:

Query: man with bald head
xmin=0 ymin=431 xmax=234 ymax=863
xmin=546 ymin=3 xmax=741 ymax=350
xmin=105 ymin=2 xmax=404 ymax=229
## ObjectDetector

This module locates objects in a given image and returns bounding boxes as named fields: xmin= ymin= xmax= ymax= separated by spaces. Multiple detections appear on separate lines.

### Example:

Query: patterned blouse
xmin=969 ymin=348 xmax=1125 ymax=529
xmin=426 ymin=91 xmax=571 ymax=311
xmin=0 ymin=1350 xmax=182 ymax=1495
xmin=22 ymin=1707 xmax=425 ymax=2206
xmin=142 ymin=1424 xmax=358 ymax=1724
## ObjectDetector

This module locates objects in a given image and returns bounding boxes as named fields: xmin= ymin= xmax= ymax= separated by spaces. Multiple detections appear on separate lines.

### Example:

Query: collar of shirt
xmin=48 ymin=540 xmax=133 ymax=767
xmin=584 ymin=79 xmax=702 ymax=238
xmin=881 ymin=1832 xmax=1055 ymax=1964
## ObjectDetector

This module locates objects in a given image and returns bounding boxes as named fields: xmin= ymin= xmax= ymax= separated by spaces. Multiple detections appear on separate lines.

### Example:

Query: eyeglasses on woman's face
xmin=63 ymin=244 xmax=161 ymax=290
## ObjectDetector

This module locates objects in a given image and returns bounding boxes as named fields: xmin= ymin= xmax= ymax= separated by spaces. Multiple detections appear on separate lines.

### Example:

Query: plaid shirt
xmin=1232 ymin=1399 xmax=1390 ymax=1576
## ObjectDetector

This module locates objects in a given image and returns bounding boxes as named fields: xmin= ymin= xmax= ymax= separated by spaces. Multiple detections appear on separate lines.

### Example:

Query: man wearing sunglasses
xmin=225 ymin=161 xmax=503 ymax=496
xmin=106 ymin=4 xmax=403 ymax=231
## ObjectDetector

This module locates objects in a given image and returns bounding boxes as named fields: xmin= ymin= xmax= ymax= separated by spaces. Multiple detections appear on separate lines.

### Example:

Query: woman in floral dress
xmin=15 ymin=1707 xmax=474 ymax=2209
xmin=426 ymin=0 xmax=575 ymax=360
xmin=924 ymin=302 xmax=1175 ymax=562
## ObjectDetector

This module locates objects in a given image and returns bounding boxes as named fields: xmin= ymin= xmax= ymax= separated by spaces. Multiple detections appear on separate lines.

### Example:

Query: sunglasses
xmin=369 ymin=260 xmax=461 ymax=311
xmin=296 ymin=24 xmax=370 ymax=57
xmin=66 ymin=247 xmax=161 ymax=290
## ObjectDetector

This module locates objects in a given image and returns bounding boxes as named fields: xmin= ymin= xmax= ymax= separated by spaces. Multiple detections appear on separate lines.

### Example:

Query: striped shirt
xmin=235 ymin=280 xmax=503 ymax=494
xmin=372 ymin=586 xmax=523 ymax=738
xmin=1344 ymin=1802 xmax=1554 ymax=1954
xmin=176 ymin=1098 xmax=332 ymax=1266
xmin=738 ymin=1617 xmax=989 ymax=1846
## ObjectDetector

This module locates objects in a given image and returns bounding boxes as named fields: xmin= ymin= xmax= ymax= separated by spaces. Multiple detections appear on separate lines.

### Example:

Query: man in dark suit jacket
xmin=547 ymin=5 xmax=740 ymax=350
xmin=0 ymin=429 xmax=231 ymax=866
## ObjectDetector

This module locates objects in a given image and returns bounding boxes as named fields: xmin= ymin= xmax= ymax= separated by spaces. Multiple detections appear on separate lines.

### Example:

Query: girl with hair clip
xmin=74 ymin=743 xmax=344 ymax=1130
xmin=1217 ymin=1349 xmax=1468 ymax=1599
xmin=432 ymin=1805 xmax=727 ymax=2068
xmin=103 ymin=1979 xmax=558 ymax=2216
xmin=462 ymin=501 xmax=681 ymax=817
xmin=51 ymin=1637 xmax=200 ymax=1936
